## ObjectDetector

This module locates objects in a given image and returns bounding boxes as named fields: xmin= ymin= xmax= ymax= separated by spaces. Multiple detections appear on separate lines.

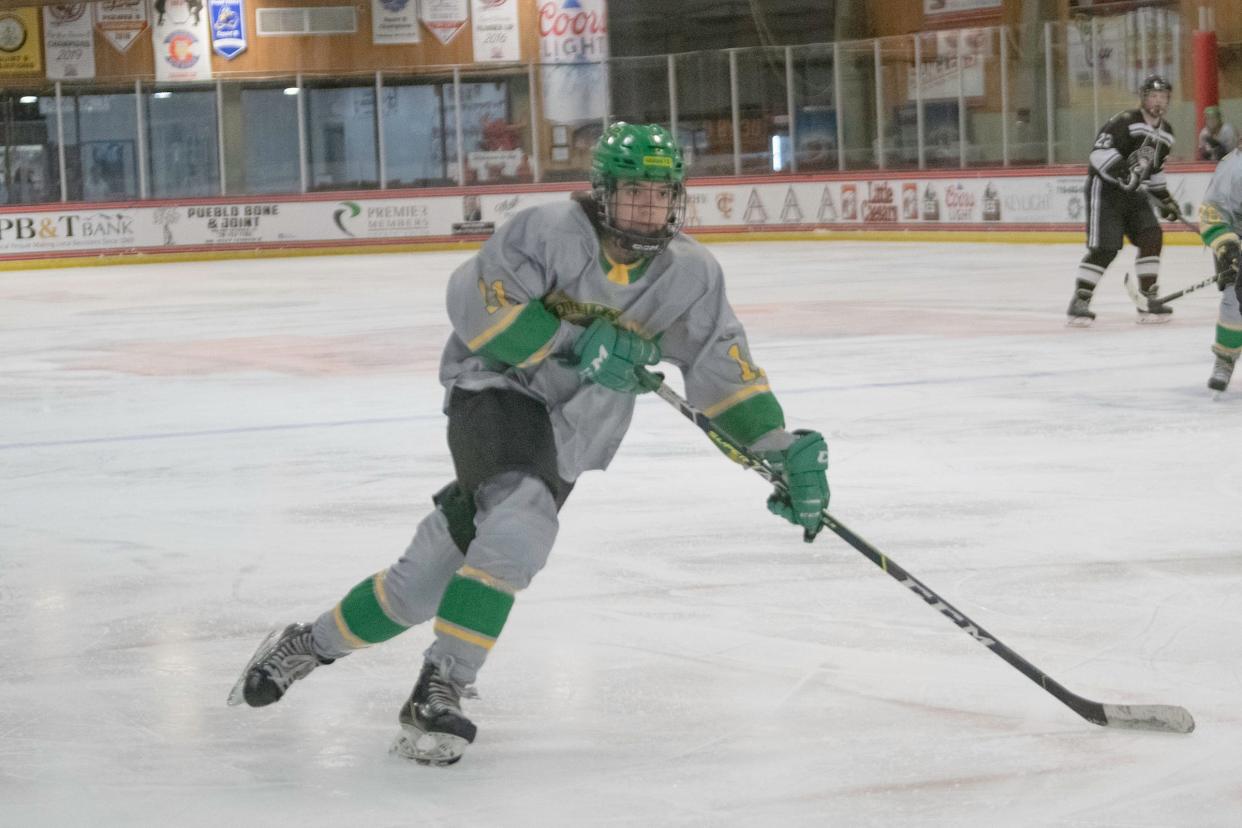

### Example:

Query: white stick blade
xmin=1102 ymin=703 xmax=1195 ymax=733
xmin=1122 ymin=272 xmax=1150 ymax=312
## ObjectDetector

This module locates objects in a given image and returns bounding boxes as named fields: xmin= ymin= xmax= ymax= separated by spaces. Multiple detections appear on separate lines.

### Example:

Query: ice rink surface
xmin=1 ymin=240 xmax=1238 ymax=827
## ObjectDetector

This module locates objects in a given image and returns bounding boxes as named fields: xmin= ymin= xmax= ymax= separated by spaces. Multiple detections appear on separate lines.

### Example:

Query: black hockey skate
xmin=391 ymin=659 xmax=477 ymax=767
xmin=1066 ymin=288 xmax=1096 ymax=327
xmin=1209 ymin=353 xmax=1235 ymax=393
xmin=227 ymin=622 xmax=333 ymax=707
xmin=1137 ymin=290 xmax=1173 ymax=324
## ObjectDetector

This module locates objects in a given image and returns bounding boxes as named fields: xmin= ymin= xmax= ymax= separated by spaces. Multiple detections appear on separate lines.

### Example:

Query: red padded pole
xmin=1193 ymin=29 xmax=1219 ymax=139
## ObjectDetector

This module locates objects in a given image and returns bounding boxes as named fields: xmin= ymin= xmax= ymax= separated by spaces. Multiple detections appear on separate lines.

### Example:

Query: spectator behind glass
xmin=1199 ymin=106 xmax=1238 ymax=161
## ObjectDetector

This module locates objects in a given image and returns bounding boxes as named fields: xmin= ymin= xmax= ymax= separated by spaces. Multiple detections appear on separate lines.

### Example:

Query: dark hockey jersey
xmin=1087 ymin=108 xmax=1175 ymax=195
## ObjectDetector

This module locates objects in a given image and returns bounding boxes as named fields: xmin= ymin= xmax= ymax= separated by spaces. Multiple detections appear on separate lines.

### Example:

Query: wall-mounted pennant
xmin=0 ymin=6 xmax=42 ymax=76
xmin=152 ymin=0 xmax=212 ymax=82
xmin=372 ymin=0 xmax=419 ymax=45
xmin=44 ymin=4 xmax=96 ymax=80
xmin=471 ymin=0 xmax=519 ymax=62
xmin=420 ymin=0 xmax=467 ymax=45
xmin=95 ymin=0 xmax=149 ymax=54
xmin=208 ymin=0 xmax=246 ymax=58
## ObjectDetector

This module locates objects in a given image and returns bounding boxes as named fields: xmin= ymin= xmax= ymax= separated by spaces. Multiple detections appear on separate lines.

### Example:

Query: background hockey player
xmin=1066 ymin=75 xmax=1179 ymax=325
xmin=228 ymin=122 xmax=831 ymax=766
xmin=1197 ymin=147 xmax=1242 ymax=391
xmin=1198 ymin=106 xmax=1237 ymax=162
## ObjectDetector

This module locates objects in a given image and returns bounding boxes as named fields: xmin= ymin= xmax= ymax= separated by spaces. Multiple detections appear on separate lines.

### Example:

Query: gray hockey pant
xmin=1216 ymin=288 xmax=1242 ymax=358
xmin=310 ymin=471 xmax=559 ymax=684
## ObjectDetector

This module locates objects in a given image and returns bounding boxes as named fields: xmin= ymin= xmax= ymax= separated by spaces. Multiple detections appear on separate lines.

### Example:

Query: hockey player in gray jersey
xmin=228 ymin=122 xmax=830 ymax=766
xmin=1197 ymin=148 xmax=1242 ymax=391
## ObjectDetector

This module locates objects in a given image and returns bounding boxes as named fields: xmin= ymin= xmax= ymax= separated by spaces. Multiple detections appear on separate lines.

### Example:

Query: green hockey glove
xmin=765 ymin=429 xmax=829 ymax=541
xmin=571 ymin=318 xmax=661 ymax=394
xmin=1214 ymin=237 xmax=1240 ymax=291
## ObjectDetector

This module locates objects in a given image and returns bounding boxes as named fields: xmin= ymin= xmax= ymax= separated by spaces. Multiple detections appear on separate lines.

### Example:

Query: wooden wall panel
xmin=79 ymin=0 xmax=544 ymax=82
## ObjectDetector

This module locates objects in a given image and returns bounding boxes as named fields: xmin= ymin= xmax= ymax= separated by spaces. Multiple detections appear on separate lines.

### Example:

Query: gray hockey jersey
xmin=1200 ymin=149 xmax=1242 ymax=246
xmin=439 ymin=198 xmax=786 ymax=483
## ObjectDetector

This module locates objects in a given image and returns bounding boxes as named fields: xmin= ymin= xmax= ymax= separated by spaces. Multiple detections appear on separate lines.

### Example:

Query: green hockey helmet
xmin=590 ymin=122 xmax=687 ymax=255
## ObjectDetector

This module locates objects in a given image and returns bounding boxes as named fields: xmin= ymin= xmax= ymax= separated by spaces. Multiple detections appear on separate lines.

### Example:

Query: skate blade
xmin=391 ymin=725 xmax=469 ymax=767
xmin=1065 ymin=317 xmax=1094 ymax=328
xmin=1136 ymin=313 xmax=1172 ymax=325
xmin=227 ymin=624 xmax=285 ymax=706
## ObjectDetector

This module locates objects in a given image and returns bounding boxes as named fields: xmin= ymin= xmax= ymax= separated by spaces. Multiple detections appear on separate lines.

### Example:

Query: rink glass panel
xmin=235 ymin=85 xmax=301 ymax=195
xmin=146 ymin=86 xmax=221 ymax=198
xmin=57 ymin=87 xmax=140 ymax=202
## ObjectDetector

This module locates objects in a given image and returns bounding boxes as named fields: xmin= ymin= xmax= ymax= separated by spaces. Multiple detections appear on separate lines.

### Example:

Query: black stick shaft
xmin=1156 ymin=274 xmax=1217 ymax=305
xmin=635 ymin=368 xmax=1189 ymax=731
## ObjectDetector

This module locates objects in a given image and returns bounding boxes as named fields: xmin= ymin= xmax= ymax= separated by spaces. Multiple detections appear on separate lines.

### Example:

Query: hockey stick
xmin=635 ymin=367 xmax=1195 ymax=734
xmin=1122 ymin=272 xmax=1152 ymax=312
xmin=1122 ymin=201 xmax=1204 ymax=312
xmin=1126 ymin=271 xmax=1219 ymax=309
xmin=1146 ymin=184 xmax=1200 ymax=236
xmin=1153 ymin=273 xmax=1220 ymax=305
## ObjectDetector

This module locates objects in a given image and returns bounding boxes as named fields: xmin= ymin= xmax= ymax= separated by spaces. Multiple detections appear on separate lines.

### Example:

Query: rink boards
xmin=0 ymin=163 xmax=1218 ymax=267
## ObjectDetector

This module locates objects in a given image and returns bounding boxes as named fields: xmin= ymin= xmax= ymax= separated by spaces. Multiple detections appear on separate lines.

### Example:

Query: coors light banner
xmin=539 ymin=0 xmax=608 ymax=125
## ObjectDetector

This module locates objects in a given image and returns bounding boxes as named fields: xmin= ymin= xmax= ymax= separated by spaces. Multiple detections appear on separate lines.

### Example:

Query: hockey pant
xmin=311 ymin=386 xmax=573 ymax=686
xmin=311 ymin=472 xmax=561 ymax=685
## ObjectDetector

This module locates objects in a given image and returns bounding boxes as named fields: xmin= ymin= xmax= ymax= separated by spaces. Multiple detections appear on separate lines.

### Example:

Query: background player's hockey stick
xmin=1154 ymin=273 xmax=1221 ymax=304
xmin=635 ymin=367 xmax=1195 ymax=734
xmin=1125 ymin=271 xmax=1219 ymax=310
xmin=1122 ymin=272 xmax=1153 ymax=312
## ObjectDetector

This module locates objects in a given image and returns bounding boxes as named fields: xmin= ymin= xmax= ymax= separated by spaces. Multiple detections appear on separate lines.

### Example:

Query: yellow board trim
xmin=703 ymin=382 xmax=772 ymax=418
xmin=434 ymin=618 xmax=497 ymax=650
xmin=332 ymin=605 xmax=369 ymax=650
xmin=0 ymin=229 xmax=1204 ymax=273
xmin=465 ymin=303 xmax=524 ymax=351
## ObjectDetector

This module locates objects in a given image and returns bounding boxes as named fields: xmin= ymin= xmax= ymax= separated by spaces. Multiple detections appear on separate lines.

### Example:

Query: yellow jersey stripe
xmin=459 ymin=564 xmax=518 ymax=595
xmin=372 ymin=571 xmax=403 ymax=625
xmin=434 ymin=618 xmax=498 ymax=650
xmin=703 ymin=383 xmax=773 ymax=418
xmin=332 ymin=604 xmax=369 ymax=649
xmin=466 ymin=303 xmax=524 ymax=351
xmin=516 ymin=338 xmax=557 ymax=369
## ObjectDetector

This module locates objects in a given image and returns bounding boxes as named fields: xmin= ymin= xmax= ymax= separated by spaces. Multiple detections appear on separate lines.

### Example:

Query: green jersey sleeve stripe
xmin=1201 ymin=223 xmax=1235 ymax=247
xmin=712 ymin=391 xmax=786 ymax=447
xmin=474 ymin=299 xmax=562 ymax=367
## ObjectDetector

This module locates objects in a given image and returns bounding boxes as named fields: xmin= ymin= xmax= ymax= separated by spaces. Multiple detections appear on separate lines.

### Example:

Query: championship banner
xmin=152 ymin=0 xmax=213 ymax=82
xmin=420 ymin=0 xmax=468 ymax=45
xmin=44 ymin=4 xmax=96 ymax=80
xmin=924 ymin=0 xmax=1001 ymax=14
xmin=371 ymin=0 xmax=420 ymax=45
xmin=95 ymin=0 xmax=149 ymax=54
xmin=907 ymin=55 xmax=985 ymax=100
xmin=471 ymin=0 xmax=520 ymax=63
xmin=208 ymin=0 xmax=246 ymax=59
xmin=0 ymin=7 xmax=42 ymax=76
xmin=539 ymin=0 xmax=609 ymax=124
xmin=1066 ymin=8 xmax=1180 ymax=110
